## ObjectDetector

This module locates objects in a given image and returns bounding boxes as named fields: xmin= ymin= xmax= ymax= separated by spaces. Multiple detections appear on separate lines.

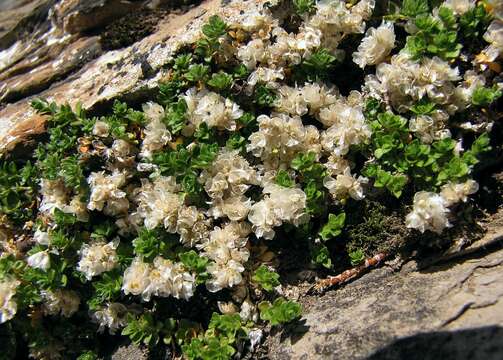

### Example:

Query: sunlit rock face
xmin=0 ymin=0 xmax=263 ymax=153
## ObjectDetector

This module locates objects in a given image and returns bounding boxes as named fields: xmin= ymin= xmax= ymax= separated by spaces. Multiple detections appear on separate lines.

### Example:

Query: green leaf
xmin=319 ymin=213 xmax=346 ymax=241
xmin=254 ymin=84 xmax=276 ymax=107
xmin=259 ymin=298 xmax=302 ymax=326
xmin=122 ymin=313 xmax=162 ymax=347
xmin=348 ymin=249 xmax=365 ymax=266
xmin=275 ymin=170 xmax=295 ymax=188
xmin=400 ymin=0 xmax=429 ymax=17
xmin=202 ymin=15 xmax=228 ymax=40
xmin=208 ymin=313 xmax=242 ymax=340
xmin=252 ymin=265 xmax=280 ymax=292
xmin=293 ymin=0 xmax=316 ymax=15
xmin=179 ymin=250 xmax=208 ymax=275
xmin=410 ymin=98 xmax=436 ymax=115
xmin=472 ymin=85 xmax=502 ymax=107
xmin=87 ymin=270 xmax=122 ymax=309
xmin=310 ymin=243 xmax=332 ymax=268
xmin=207 ymin=71 xmax=233 ymax=91
xmin=133 ymin=228 xmax=170 ymax=262
xmin=184 ymin=64 xmax=210 ymax=83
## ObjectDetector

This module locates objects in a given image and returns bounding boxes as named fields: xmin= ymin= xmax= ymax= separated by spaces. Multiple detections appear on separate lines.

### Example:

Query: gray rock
xmin=267 ymin=212 xmax=503 ymax=360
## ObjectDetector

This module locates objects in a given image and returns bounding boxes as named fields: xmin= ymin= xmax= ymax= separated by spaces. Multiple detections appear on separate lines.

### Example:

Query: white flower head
xmin=42 ymin=289 xmax=80 ymax=317
xmin=27 ymin=250 xmax=51 ymax=271
xmin=353 ymin=21 xmax=395 ymax=69
xmin=406 ymin=191 xmax=451 ymax=234
xmin=0 ymin=278 xmax=20 ymax=323
xmin=77 ymin=239 xmax=119 ymax=280
xmin=91 ymin=302 xmax=129 ymax=334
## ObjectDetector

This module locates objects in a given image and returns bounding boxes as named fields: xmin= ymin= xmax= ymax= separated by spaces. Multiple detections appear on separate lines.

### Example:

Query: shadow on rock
xmin=366 ymin=326 xmax=503 ymax=360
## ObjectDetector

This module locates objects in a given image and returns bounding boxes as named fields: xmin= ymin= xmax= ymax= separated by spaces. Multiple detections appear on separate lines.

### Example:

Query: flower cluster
xmin=122 ymin=257 xmax=196 ymax=301
xmin=1 ymin=0 xmax=500 ymax=358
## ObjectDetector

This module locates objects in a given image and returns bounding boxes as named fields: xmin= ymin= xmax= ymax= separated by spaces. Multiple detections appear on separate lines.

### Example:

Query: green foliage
xmin=60 ymin=155 xmax=85 ymax=190
xmin=259 ymin=298 xmax=302 ymax=326
xmin=472 ymin=85 xmax=502 ymax=107
xmin=366 ymin=105 xmax=492 ymax=195
xmin=293 ymin=0 xmax=316 ymax=16
xmin=182 ymin=313 xmax=244 ymax=360
xmin=202 ymin=15 xmax=228 ymax=39
xmin=310 ymin=243 xmax=332 ymax=268
xmin=76 ymin=351 xmax=98 ymax=360
xmin=291 ymin=152 xmax=327 ymax=216
xmin=275 ymin=170 xmax=295 ymax=188
xmin=404 ymin=7 xmax=462 ymax=60
xmin=460 ymin=4 xmax=492 ymax=45
xmin=208 ymin=313 xmax=242 ymax=341
xmin=21 ymin=259 xmax=68 ymax=290
xmin=196 ymin=16 xmax=228 ymax=62
xmin=296 ymin=48 xmax=338 ymax=81
xmin=254 ymin=84 xmax=276 ymax=107
xmin=400 ymin=0 xmax=429 ymax=17
xmin=133 ymin=228 xmax=171 ymax=262
xmin=122 ymin=313 xmax=163 ymax=347
xmin=348 ymin=249 xmax=365 ymax=266
xmin=184 ymin=64 xmax=211 ymax=83
xmin=183 ymin=336 xmax=236 ymax=360
xmin=410 ymin=97 xmax=436 ymax=115
xmin=207 ymin=71 xmax=234 ymax=91
xmin=87 ymin=270 xmax=122 ymax=309
xmin=0 ymin=161 xmax=36 ymax=223
xmin=319 ymin=213 xmax=346 ymax=241
xmin=225 ymin=133 xmax=246 ymax=151
xmin=164 ymin=99 xmax=188 ymax=135
xmin=252 ymin=265 xmax=280 ymax=292
xmin=179 ymin=250 xmax=209 ymax=284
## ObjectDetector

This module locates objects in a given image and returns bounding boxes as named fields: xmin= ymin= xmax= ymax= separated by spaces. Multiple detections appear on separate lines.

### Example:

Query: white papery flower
xmin=440 ymin=180 xmax=479 ymax=206
xmin=134 ymin=176 xmax=182 ymax=231
xmin=176 ymin=206 xmax=211 ymax=247
xmin=482 ymin=20 xmax=503 ymax=62
xmin=208 ymin=196 xmax=252 ymax=221
xmin=353 ymin=22 xmax=395 ymax=68
xmin=34 ymin=229 xmax=50 ymax=246
xmin=248 ymin=184 xmax=309 ymax=239
xmin=406 ymin=191 xmax=451 ymax=234
xmin=122 ymin=257 xmax=151 ymax=298
xmin=370 ymin=54 xmax=460 ymax=112
xmin=247 ymin=113 xmax=321 ymax=169
xmin=324 ymin=167 xmax=368 ymax=201
xmin=320 ymin=100 xmax=371 ymax=155
xmin=201 ymin=149 xmax=259 ymax=200
xmin=140 ymin=102 xmax=171 ymax=158
xmin=202 ymin=222 xmax=251 ymax=292
xmin=246 ymin=67 xmax=284 ymax=91
xmin=301 ymin=83 xmax=338 ymax=114
xmin=87 ymin=170 xmax=129 ymax=216
xmin=184 ymin=88 xmax=243 ymax=132
xmin=146 ymin=257 xmax=196 ymax=301
xmin=443 ymin=0 xmax=475 ymax=15
xmin=0 ymin=278 xmax=20 ymax=323
xmin=274 ymin=85 xmax=308 ymax=116
xmin=267 ymin=26 xmax=322 ymax=66
xmin=235 ymin=8 xmax=277 ymax=35
xmin=27 ymin=250 xmax=50 ymax=271
xmin=91 ymin=302 xmax=129 ymax=334
xmin=409 ymin=110 xmax=451 ymax=144
xmin=39 ymin=179 xmax=68 ymax=214
xmin=77 ymin=239 xmax=119 ymax=280
xmin=42 ymin=289 xmax=80 ymax=317
xmin=122 ymin=257 xmax=195 ymax=301
xmin=237 ymin=39 xmax=267 ymax=70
